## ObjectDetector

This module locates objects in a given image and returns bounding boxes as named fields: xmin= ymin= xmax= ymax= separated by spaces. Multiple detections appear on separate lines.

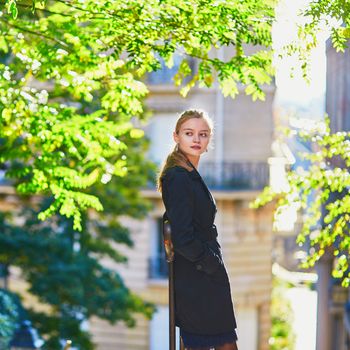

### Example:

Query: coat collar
xmin=187 ymin=168 xmax=201 ymax=179
xmin=186 ymin=161 xmax=216 ymax=207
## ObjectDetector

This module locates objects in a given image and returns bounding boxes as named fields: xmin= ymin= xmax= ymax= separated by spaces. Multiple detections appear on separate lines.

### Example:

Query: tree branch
xmin=0 ymin=17 xmax=71 ymax=50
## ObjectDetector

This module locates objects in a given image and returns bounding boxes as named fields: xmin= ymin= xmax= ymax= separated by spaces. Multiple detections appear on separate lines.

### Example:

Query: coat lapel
xmin=188 ymin=164 xmax=216 ymax=208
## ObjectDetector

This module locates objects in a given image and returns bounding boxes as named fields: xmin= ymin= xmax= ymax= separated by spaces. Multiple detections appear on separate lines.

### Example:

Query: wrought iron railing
xmin=198 ymin=161 xmax=269 ymax=190
xmin=148 ymin=161 xmax=269 ymax=190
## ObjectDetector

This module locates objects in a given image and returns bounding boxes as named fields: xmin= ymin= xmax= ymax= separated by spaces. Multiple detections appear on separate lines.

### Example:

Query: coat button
xmin=196 ymin=264 xmax=202 ymax=270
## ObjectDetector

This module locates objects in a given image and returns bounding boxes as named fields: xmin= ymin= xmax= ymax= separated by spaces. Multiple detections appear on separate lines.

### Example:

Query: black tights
xmin=186 ymin=341 xmax=238 ymax=350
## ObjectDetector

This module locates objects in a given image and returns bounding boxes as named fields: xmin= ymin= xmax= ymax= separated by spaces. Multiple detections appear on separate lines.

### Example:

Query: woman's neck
xmin=186 ymin=155 xmax=200 ymax=169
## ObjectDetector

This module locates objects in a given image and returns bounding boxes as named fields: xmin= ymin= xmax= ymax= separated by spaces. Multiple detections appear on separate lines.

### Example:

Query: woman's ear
xmin=173 ymin=131 xmax=179 ymax=144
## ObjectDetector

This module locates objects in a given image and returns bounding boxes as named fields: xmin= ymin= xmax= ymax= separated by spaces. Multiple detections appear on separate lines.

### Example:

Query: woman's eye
xmin=184 ymin=132 xmax=208 ymax=137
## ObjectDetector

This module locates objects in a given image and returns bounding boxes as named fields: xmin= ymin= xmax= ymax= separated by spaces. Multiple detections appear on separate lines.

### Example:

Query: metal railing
xmin=147 ymin=161 xmax=269 ymax=191
xmin=199 ymin=161 xmax=269 ymax=190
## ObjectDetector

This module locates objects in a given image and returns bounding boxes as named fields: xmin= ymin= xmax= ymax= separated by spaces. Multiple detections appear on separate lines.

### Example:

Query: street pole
xmin=163 ymin=219 xmax=176 ymax=350
xmin=316 ymin=251 xmax=332 ymax=350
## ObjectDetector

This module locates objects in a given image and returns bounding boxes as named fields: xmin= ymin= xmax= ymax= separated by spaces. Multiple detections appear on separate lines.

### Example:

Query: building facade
xmin=0 ymin=51 xmax=277 ymax=350
xmin=90 ymin=52 xmax=277 ymax=350
xmin=313 ymin=40 xmax=350 ymax=350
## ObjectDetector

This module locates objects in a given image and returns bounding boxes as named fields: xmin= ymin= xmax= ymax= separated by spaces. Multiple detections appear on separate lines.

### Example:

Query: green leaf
xmin=7 ymin=0 xmax=18 ymax=19
xmin=0 ymin=37 xmax=9 ymax=53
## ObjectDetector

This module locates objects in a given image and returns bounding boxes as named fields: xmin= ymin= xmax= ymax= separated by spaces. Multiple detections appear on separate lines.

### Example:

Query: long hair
xmin=157 ymin=109 xmax=213 ymax=193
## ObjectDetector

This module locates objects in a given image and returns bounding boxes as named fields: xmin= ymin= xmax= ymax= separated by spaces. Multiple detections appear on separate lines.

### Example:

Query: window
xmin=148 ymin=217 xmax=168 ymax=279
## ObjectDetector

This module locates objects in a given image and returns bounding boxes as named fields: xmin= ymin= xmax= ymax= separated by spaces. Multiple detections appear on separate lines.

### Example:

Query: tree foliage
xmin=269 ymin=277 xmax=296 ymax=350
xmin=3 ymin=0 xmax=350 ymax=347
xmin=0 ymin=121 xmax=155 ymax=349
xmin=282 ymin=0 xmax=350 ymax=78
xmin=0 ymin=182 xmax=155 ymax=349
xmin=302 ymin=0 xmax=350 ymax=53
xmin=253 ymin=119 xmax=350 ymax=287
xmin=0 ymin=289 xmax=19 ymax=349
xmin=0 ymin=1 xmax=277 ymax=348
xmin=0 ymin=0 xmax=276 ymax=229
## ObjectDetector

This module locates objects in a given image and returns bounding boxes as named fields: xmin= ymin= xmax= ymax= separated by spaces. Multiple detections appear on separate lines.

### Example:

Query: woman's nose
xmin=193 ymin=134 xmax=200 ymax=142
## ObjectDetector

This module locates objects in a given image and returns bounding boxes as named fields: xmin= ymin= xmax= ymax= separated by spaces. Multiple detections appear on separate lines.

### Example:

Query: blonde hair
xmin=157 ymin=109 xmax=213 ymax=193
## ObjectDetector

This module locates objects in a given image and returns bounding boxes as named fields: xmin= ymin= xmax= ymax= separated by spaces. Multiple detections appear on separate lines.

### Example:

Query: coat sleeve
xmin=162 ymin=169 xmax=222 ymax=274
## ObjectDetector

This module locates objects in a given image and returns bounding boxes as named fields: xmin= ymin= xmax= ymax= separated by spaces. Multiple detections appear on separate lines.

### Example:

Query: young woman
xmin=157 ymin=109 xmax=238 ymax=350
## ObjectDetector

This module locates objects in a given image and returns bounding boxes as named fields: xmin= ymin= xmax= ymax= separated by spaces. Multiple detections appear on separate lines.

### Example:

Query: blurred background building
xmin=312 ymin=38 xmax=350 ymax=350
xmin=88 ymin=49 xmax=277 ymax=350
xmin=0 ymin=45 xmax=327 ymax=350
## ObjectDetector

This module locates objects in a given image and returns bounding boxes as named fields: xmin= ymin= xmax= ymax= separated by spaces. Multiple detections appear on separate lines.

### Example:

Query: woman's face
xmin=173 ymin=117 xmax=211 ymax=160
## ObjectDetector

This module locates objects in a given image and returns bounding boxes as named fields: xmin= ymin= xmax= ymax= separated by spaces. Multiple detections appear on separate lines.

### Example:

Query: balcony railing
xmin=147 ymin=161 xmax=269 ymax=191
xmin=199 ymin=161 xmax=269 ymax=190
xmin=148 ymin=255 xmax=168 ymax=280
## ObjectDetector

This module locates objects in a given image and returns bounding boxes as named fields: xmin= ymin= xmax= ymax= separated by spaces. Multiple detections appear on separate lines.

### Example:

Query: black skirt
xmin=180 ymin=329 xmax=238 ymax=348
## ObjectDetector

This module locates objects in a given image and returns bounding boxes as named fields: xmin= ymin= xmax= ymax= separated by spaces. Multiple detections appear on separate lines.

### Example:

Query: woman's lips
xmin=190 ymin=145 xmax=201 ymax=150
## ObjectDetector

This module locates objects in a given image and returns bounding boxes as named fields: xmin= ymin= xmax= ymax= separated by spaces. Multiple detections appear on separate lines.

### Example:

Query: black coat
xmin=161 ymin=165 xmax=237 ymax=335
